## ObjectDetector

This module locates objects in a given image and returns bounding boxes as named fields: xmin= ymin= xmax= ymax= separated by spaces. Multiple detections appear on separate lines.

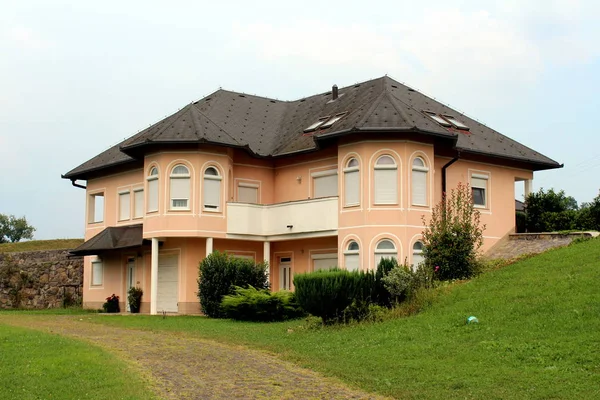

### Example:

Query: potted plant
xmin=127 ymin=286 xmax=143 ymax=313
xmin=102 ymin=294 xmax=120 ymax=313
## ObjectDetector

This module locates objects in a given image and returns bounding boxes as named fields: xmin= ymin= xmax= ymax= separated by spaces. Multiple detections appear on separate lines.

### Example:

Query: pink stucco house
xmin=63 ymin=76 xmax=561 ymax=314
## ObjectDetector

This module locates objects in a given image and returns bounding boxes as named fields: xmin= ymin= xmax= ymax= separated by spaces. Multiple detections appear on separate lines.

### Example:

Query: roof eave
xmin=61 ymin=158 xmax=141 ymax=181
xmin=456 ymin=147 xmax=563 ymax=171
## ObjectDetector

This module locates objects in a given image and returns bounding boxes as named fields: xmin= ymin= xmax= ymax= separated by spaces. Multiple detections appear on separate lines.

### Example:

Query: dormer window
xmin=304 ymin=117 xmax=330 ymax=133
xmin=424 ymin=111 xmax=451 ymax=127
xmin=442 ymin=115 xmax=470 ymax=130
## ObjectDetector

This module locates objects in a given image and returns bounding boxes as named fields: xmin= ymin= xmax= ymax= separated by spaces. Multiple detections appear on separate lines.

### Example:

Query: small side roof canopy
xmin=70 ymin=224 xmax=148 ymax=256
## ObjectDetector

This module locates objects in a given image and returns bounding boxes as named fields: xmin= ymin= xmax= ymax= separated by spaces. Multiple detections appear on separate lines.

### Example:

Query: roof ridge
xmin=190 ymin=103 xmax=245 ymax=146
xmin=355 ymin=79 xmax=388 ymax=127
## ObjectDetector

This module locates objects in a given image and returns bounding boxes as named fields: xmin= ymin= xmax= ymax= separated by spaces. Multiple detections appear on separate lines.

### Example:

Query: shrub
xmin=198 ymin=251 xmax=269 ymax=318
xmin=294 ymin=268 xmax=376 ymax=324
xmin=373 ymin=257 xmax=396 ymax=307
xmin=102 ymin=294 xmax=120 ymax=313
xmin=381 ymin=266 xmax=413 ymax=302
xmin=127 ymin=286 xmax=143 ymax=313
xmin=422 ymin=182 xmax=485 ymax=280
xmin=221 ymin=286 xmax=305 ymax=322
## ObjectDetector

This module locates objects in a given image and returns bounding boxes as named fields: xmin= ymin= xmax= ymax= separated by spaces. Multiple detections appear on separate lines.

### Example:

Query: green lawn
xmin=0 ymin=238 xmax=83 ymax=253
xmin=86 ymin=239 xmax=600 ymax=399
xmin=0 ymin=325 xmax=155 ymax=400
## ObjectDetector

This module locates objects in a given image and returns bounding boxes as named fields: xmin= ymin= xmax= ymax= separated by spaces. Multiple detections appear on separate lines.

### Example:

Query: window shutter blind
xmin=119 ymin=192 xmax=130 ymax=220
xmin=345 ymin=254 xmax=360 ymax=271
xmin=472 ymin=177 xmax=487 ymax=190
xmin=204 ymin=178 xmax=221 ymax=209
xmin=344 ymin=170 xmax=359 ymax=206
xmin=238 ymin=185 xmax=258 ymax=203
xmin=374 ymin=253 xmax=397 ymax=269
xmin=412 ymin=170 xmax=427 ymax=205
xmin=92 ymin=262 xmax=103 ymax=286
xmin=134 ymin=190 xmax=144 ymax=218
xmin=171 ymin=177 xmax=190 ymax=207
xmin=148 ymin=179 xmax=158 ymax=212
xmin=314 ymin=174 xmax=338 ymax=198
xmin=374 ymin=169 xmax=397 ymax=204
xmin=313 ymin=257 xmax=338 ymax=271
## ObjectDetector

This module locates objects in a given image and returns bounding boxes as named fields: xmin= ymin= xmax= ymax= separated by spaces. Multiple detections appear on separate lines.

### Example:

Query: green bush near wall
xmin=198 ymin=252 xmax=269 ymax=318
xmin=221 ymin=286 xmax=305 ymax=322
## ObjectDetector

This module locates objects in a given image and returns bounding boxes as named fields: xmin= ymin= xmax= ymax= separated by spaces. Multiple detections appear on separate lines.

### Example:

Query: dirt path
xmin=0 ymin=315 xmax=386 ymax=400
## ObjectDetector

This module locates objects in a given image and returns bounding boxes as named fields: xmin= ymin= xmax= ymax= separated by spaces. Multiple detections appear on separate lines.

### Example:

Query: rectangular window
xmin=471 ymin=174 xmax=488 ymax=207
xmin=238 ymin=183 xmax=259 ymax=203
xmin=170 ymin=177 xmax=190 ymax=209
xmin=204 ymin=178 xmax=221 ymax=210
xmin=312 ymin=253 xmax=338 ymax=271
xmin=133 ymin=189 xmax=144 ymax=218
xmin=412 ymin=170 xmax=427 ymax=206
xmin=88 ymin=192 xmax=104 ymax=223
xmin=119 ymin=191 xmax=131 ymax=221
xmin=344 ymin=169 xmax=360 ymax=206
xmin=374 ymin=169 xmax=397 ymax=204
xmin=91 ymin=261 xmax=103 ymax=286
xmin=313 ymin=171 xmax=338 ymax=198
xmin=148 ymin=179 xmax=158 ymax=212
xmin=344 ymin=254 xmax=359 ymax=271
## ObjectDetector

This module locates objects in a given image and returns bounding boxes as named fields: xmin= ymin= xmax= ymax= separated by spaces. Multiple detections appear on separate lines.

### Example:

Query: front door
xmin=279 ymin=257 xmax=292 ymax=290
xmin=157 ymin=254 xmax=179 ymax=312
xmin=126 ymin=257 xmax=135 ymax=311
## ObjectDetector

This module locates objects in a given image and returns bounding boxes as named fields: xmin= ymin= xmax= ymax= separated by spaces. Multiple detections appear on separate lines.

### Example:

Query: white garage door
xmin=157 ymin=254 xmax=178 ymax=312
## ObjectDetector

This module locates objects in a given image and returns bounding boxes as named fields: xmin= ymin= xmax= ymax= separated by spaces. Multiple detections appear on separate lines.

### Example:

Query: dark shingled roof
xmin=69 ymin=224 xmax=146 ymax=256
xmin=63 ymin=76 xmax=561 ymax=180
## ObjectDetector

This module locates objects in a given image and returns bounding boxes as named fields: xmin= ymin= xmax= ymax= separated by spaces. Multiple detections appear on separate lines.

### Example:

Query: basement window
xmin=443 ymin=115 xmax=470 ymax=130
xmin=303 ymin=117 xmax=330 ymax=133
xmin=320 ymin=113 xmax=347 ymax=129
xmin=424 ymin=111 xmax=451 ymax=127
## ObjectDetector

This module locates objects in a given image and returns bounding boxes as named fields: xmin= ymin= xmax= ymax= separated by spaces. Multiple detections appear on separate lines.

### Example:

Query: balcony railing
xmin=227 ymin=197 xmax=338 ymax=238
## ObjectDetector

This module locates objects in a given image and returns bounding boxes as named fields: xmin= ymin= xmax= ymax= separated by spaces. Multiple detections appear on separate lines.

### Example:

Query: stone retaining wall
xmin=0 ymin=250 xmax=83 ymax=309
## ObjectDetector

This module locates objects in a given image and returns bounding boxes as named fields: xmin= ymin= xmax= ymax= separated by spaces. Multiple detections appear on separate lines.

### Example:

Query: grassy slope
xmin=0 ymin=325 xmax=155 ymax=400
xmin=0 ymin=239 xmax=83 ymax=253
xmin=86 ymin=239 xmax=600 ymax=399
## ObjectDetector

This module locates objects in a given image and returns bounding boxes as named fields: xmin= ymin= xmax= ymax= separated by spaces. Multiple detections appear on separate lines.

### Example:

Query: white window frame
xmin=374 ymin=155 xmax=398 ymax=205
xmin=118 ymin=190 xmax=131 ymax=221
xmin=91 ymin=260 xmax=103 ymax=287
xmin=344 ymin=240 xmax=360 ymax=271
xmin=344 ymin=158 xmax=360 ymax=207
xmin=147 ymin=167 xmax=159 ymax=213
xmin=203 ymin=167 xmax=222 ymax=212
xmin=411 ymin=157 xmax=429 ymax=206
xmin=312 ymin=169 xmax=338 ymax=199
xmin=374 ymin=239 xmax=398 ymax=268
xmin=133 ymin=188 xmax=144 ymax=219
xmin=169 ymin=164 xmax=191 ymax=210
xmin=471 ymin=173 xmax=489 ymax=209
xmin=87 ymin=192 xmax=105 ymax=224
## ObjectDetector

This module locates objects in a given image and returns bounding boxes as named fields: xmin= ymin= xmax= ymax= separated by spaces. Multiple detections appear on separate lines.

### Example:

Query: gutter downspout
xmin=441 ymin=152 xmax=460 ymax=197
xmin=70 ymin=179 xmax=87 ymax=190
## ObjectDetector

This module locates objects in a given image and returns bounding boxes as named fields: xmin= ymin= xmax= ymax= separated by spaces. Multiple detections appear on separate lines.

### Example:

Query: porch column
xmin=206 ymin=237 xmax=213 ymax=257
xmin=150 ymin=237 xmax=159 ymax=315
xmin=263 ymin=241 xmax=271 ymax=265
xmin=524 ymin=179 xmax=533 ymax=198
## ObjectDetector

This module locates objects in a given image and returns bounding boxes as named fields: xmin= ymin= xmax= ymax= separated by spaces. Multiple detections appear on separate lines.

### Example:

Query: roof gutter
xmin=70 ymin=179 xmax=86 ymax=190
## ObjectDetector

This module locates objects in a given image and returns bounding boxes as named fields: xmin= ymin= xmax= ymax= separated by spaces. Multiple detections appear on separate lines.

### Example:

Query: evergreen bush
xmin=198 ymin=252 xmax=269 ymax=318
xmin=221 ymin=286 xmax=305 ymax=322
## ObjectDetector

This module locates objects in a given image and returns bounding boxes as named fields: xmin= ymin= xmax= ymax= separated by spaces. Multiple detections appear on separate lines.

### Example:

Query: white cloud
xmin=5 ymin=25 xmax=53 ymax=50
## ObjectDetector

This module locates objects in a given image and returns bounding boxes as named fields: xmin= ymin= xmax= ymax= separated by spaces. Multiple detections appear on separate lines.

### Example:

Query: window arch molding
xmin=342 ymin=153 xmax=362 ymax=208
xmin=410 ymin=152 xmax=430 ymax=207
xmin=342 ymin=235 xmax=362 ymax=271
xmin=368 ymin=233 xmax=402 ymax=270
xmin=369 ymin=149 xmax=402 ymax=207
xmin=201 ymin=162 xmax=225 ymax=212
xmin=146 ymin=164 xmax=160 ymax=213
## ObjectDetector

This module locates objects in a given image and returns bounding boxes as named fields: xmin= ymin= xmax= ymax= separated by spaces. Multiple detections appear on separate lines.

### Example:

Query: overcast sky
xmin=1 ymin=0 xmax=599 ymax=240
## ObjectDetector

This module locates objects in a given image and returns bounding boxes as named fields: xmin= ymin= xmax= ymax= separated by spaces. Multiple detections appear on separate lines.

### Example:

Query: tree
xmin=0 ymin=214 xmax=36 ymax=243
xmin=525 ymin=188 xmax=580 ymax=232
xmin=422 ymin=183 xmax=485 ymax=281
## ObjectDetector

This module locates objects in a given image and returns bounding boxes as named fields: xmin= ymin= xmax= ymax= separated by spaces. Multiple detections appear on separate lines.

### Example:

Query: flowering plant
xmin=102 ymin=294 xmax=120 ymax=313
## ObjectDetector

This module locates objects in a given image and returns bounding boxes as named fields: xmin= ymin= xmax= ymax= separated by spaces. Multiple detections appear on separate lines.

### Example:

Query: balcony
xmin=227 ymin=197 xmax=338 ymax=239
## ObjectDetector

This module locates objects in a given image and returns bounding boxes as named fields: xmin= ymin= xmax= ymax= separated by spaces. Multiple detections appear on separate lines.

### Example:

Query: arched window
xmin=412 ymin=241 xmax=425 ymax=269
xmin=374 ymin=155 xmax=398 ymax=204
xmin=170 ymin=164 xmax=190 ymax=209
xmin=203 ymin=166 xmax=222 ymax=211
xmin=374 ymin=239 xmax=397 ymax=268
xmin=344 ymin=158 xmax=360 ymax=207
xmin=147 ymin=166 xmax=159 ymax=213
xmin=412 ymin=157 xmax=429 ymax=206
xmin=344 ymin=240 xmax=360 ymax=271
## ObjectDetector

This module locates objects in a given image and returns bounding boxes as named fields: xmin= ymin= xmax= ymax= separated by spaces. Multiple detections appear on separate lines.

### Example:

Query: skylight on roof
xmin=443 ymin=115 xmax=470 ymax=130
xmin=424 ymin=111 xmax=451 ymax=127
xmin=303 ymin=117 xmax=330 ymax=133
xmin=320 ymin=113 xmax=347 ymax=129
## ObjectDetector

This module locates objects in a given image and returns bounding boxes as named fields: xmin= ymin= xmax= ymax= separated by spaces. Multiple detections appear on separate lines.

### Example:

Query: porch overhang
xmin=70 ymin=224 xmax=149 ymax=256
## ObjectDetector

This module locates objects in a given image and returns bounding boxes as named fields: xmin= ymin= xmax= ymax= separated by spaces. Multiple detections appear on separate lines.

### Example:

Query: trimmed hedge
xmin=221 ymin=286 xmax=305 ymax=322
xmin=198 ymin=251 xmax=269 ymax=318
